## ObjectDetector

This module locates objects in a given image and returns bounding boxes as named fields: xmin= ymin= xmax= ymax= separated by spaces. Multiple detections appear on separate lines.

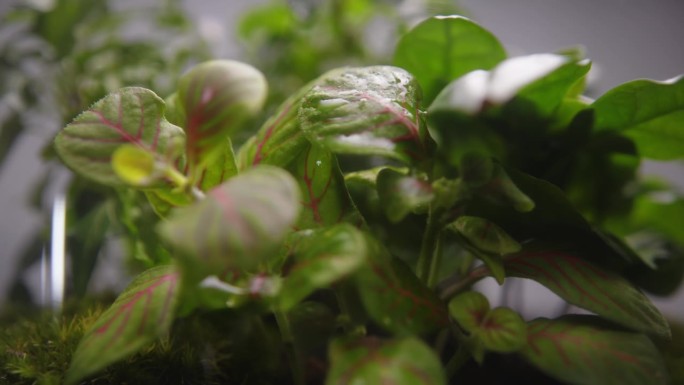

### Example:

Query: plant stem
xmin=335 ymin=283 xmax=366 ymax=336
xmin=427 ymin=230 xmax=444 ymax=288
xmin=274 ymin=310 xmax=305 ymax=385
xmin=416 ymin=205 xmax=441 ymax=283
xmin=439 ymin=265 xmax=489 ymax=300
xmin=445 ymin=344 xmax=471 ymax=379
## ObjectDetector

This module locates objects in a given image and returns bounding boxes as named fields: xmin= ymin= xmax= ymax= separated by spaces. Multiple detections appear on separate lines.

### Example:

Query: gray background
xmin=1 ymin=0 xmax=683 ymax=319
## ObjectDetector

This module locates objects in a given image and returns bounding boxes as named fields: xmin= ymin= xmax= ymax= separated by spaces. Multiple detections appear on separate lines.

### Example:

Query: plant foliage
xmin=13 ymin=5 xmax=684 ymax=385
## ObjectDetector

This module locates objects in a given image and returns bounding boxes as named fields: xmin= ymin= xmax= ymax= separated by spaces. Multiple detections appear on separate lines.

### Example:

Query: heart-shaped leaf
xmin=522 ymin=316 xmax=669 ymax=385
xmin=278 ymin=224 xmax=368 ymax=310
xmin=376 ymin=168 xmax=433 ymax=223
xmin=66 ymin=265 xmax=180 ymax=385
xmin=592 ymin=76 xmax=684 ymax=160
xmin=394 ymin=15 xmax=506 ymax=104
xmin=504 ymin=246 xmax=670 ymax=338
xmin=326 ymin=336 xmax=446 ymax=385
xmin=55 ymin=87 xmax=185 ymax=186
xmin=177 ymin=60 xmax=267 ymax=177
xmin=449 ymin=292 xmax=527 ymax=355
xmin=158 ymin=166 xmax=301 ymax=272
xmin=299 ymin=66 xmax=429 ymax=164
xmin=288 ymin=143 xmax=357 ymax=229
xmin=356 ymin=236 xmax=449 ymax=335
xmin=448 ymin=291 xmax=490 ymax=332
xmin=477 ymin=307 xmax=527 ymax=353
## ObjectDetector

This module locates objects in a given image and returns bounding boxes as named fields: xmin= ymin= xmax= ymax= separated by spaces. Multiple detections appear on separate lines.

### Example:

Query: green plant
xmin=43 ymin=15 xmax=684 ymax=385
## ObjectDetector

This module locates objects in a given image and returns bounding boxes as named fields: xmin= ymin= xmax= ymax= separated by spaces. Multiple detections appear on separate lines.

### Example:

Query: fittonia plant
xmin=54 ymin=16 xmax=684 ymax=385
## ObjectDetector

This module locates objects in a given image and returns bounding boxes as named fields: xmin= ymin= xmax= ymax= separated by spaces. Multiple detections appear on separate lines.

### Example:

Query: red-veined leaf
xmin=504 ymin=246 xmax=670 ymax=338
xmin=299 ymin=66 xmax=430 ymax=165
xmin=356 ymin=236 xmax=448 ymax=335
xmin=326 ymin=336 xmax=446 ymax=385
xmin=522 ymin=316 xmax=669 ymax=385
xmin=289 ymin=143 xmax=358 ymax=229
xmin=237 ymin=88 xmax=310 ymax=169
xmin=177 ymin=60 xmax=266 ymax=178
xmin=55 ymin=87 xmax=184 ymax=186
xmin=278 ymin=224 xmax=368 ymax=310
xmin=66 ymin=265 xmax=180 ymax=384
xmin=158 ymin=166 xmax=301 ymax=273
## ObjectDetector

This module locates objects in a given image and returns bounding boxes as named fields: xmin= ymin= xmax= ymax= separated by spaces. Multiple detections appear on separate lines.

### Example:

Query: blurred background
xmin=1 ymin=0 xmax=683 ymax=320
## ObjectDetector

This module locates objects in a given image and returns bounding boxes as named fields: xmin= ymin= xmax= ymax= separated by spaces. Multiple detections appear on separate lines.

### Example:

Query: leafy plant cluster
xmin=26 ymin=13 xmax=684 ymax=385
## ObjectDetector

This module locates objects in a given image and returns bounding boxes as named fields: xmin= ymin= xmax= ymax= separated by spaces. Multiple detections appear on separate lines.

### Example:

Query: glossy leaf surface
xmin=299 ymin=66 xmax=429 ymax=164
xmin=55 ymin=87 xmax=184 ymax=186
xmin=504 ymin=247 xmax=670 ymax=338
xmin=326 ymin=336 xmax=446 ymax=385
xmin=279 ymin=224 xmax=368 ymax=310
xmin=593 ymin=76 xmax=684 ymax=159
xmin=158 ymin=166 xmax=301 ymax=271
xmin=177 ymin=60 xmax=267 ymax=175
xmin=66 ymin=265 xmax=179 ymax=384
xmin=522 ymin=316 xmax=669 ymax=385
xmin=394 ymin=15 xmax=506 ymax=103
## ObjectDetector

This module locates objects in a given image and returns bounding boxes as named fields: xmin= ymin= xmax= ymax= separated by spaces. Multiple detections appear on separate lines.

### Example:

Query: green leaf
xmin=66 ymin=265 xmax=180 ymax=385
xmin=356 ymin=236 xmax=449 ymax=335
xmin=448 ymin=291 xmax=490 ymax=332
xmin=237 ymin=91 xmax=309 ymax=168
xmin=55 ymin=87 xmax=185 ymax=186
xmin=504 ymin=245 xmax=671 ymax=338
xmin=479 ymin=163 xmax=535 ymax=213
xmin=522 ymin=316 xmax=669 ymax=385
xmin=278 ymin=224 xmax=367 ymax=310
xmin=177 ymin=60 xmax=267 ymax=177
xmin=158 ymin=166 xmax=301 ymax=272
xmin=477 ymin=307 xmax=527 ymax=353
xmin=326 ymin=336 xmax=446 ymax=385
xmin=111 ymin=144 xmax=157 ymax=186
xmin=449 ymin=292 xmax=527 ymax=355
xmin=429 ymin=54 xmax=589 ymax=117
xmin=288 ymin=144 xmax=357 ymax=228
xmin=448 ymin=216 xmax=521 ymax=255
xmin=376 ymin=168 xmax=433 ymax=223
xmin=196 ymin=137 xmax=239 ymax=192
xmin=394 ymin=15 xmax=506 ymax=104
xmin=592 ymin=76 xmax=684 ymax=159
xmin=299 ymin=66 xmax=429 ymax=164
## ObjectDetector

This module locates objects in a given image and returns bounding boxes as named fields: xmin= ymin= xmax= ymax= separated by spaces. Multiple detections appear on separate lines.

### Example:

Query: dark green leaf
xmin=376 ymin=168 xmax=433 ymax=223
xmin=158 ymin=166 xmax=301 ymax=272
xmin=394 ymin=16 xmax=506 ymax=104
xmin=504 ymin=246 xmax=670 ymax=338
xmin=356 ymin=236 xmax=449 ymax=335
xmin=448 ymin=216 xmax=521 ymax=256
xmin=177 ymin=60 xmax=267 ymax=177
xmin=522 ymin=316 xmax=669 ymax=385
xmin=592 ymin=76 xmax=684 ymax=159
xmin=66 ymin=265 xmax=180 ymax=385
xmin=288 ymin=144 xmax=357 ymax=228
xmin=299 ymin=66 xmax=429 ymax=164
xmin=326 ymin=336 xmax=446 ymax=385
xmin=279 ymin=224 xmax=368 ymax=310
xmin=55 ymin=87 xmax=185 ymax=186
